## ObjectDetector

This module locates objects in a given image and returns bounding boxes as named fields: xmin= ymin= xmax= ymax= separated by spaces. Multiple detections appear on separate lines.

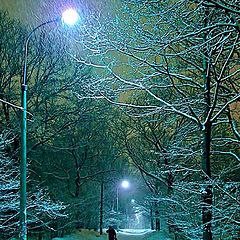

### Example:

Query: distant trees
xmin=32 ymin=101 xmax=122 ymax=232
xmin=0 ymin=11 xmax=24 ymax=128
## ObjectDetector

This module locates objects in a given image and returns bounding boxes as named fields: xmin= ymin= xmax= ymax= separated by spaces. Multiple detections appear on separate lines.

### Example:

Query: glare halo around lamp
xmin=20 ymin=8 xmax=79 ymax=240
xmin=62 ymin=8 xmax=79 ymax=25
xmin=121 ymin=180 xmax=130 ymax=189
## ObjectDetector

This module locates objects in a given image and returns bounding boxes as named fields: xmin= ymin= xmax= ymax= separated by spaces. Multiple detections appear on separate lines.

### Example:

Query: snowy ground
xmin=117 ymin=229 xmax=154 ymax=240
xmin=52 ymin=229 xmax=173 ymax=240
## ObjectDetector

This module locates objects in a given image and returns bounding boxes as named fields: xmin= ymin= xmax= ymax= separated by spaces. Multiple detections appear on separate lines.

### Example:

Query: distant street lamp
xmin=116 ymin=180 xmax=130 ymax=229
xmin=121 ymin=180 xmax=130 ymax=189
xmin=116 ymin=180 xmax=130 ymax=213
xmin=20 ymin=8 xmax=79 ymax=240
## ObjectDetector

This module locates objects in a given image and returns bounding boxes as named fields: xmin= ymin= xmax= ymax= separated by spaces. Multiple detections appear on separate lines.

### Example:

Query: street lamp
xmin=62 ymin=8 xmax=79 ymax=25
xmin=121 ymin=180 xmax=130 ymax=189
xmin=116 ymin=180 xmax=130 ymax=213
xmin=116 ymin=180 xmax=130 ymax=230
xmin=20 ymin=8 xmax=79 ymax=240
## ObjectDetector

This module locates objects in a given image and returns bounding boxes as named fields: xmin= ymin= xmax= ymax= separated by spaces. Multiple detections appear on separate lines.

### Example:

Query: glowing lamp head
xmin=62 ymin=8 xmax=79 ymax=25
xmin=121 ymin=180 xmax=130 ymax=189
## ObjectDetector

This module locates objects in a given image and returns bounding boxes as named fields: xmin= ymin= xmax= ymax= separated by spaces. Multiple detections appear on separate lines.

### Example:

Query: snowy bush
xmin=0 ymin=132 xmax=67 ymax=239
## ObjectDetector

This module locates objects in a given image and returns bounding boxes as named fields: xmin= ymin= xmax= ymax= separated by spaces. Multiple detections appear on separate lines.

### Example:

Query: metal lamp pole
xmin=20 ymin=18 xmax=60 ymax=240
xmin=116 ymin=186 xmax=119 ymax=230
xmin=116 ymin=180 xmax=130 ymax=230
xmin=20 ymin=9 xmax=79 ymax=239
xmin=99 ymin=181 xmax=104 ymax=235
xmin=116 ymin=186 xmax=119 ymax=214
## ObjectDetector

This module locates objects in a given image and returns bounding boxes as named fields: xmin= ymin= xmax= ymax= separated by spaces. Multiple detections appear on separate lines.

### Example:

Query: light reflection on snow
xmin=118 ymin=229 xmax=155 ymax=235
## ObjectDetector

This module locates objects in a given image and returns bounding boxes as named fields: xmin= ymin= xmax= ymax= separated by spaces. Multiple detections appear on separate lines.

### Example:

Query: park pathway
xmin=51 ymin=229 xmax=173 ymax=240
xmin=116 ymin=230 xmax=173 ymax=240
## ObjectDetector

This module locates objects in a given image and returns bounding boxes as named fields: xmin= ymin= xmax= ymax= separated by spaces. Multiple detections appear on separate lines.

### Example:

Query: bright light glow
xmin=131 ymin=199 xmax=135 ymax=203
xmin=121 ymin=180 xmax=130 ymax=188
xmin=62 ymin=8 xmax=79 ymax=25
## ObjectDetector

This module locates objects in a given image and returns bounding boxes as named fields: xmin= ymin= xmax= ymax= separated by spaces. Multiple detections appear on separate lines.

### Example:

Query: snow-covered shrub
xmin=0 ymin=131 xmax=67 ymax=239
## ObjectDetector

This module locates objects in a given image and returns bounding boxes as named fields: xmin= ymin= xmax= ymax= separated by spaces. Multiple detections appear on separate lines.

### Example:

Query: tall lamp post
xmin=20 ymin=8 xmax=79 ymax=240
xmin=116 ymin=180 xmax=130 ymax=229
xmin=99 ymin=181 xmax=104 ymax=235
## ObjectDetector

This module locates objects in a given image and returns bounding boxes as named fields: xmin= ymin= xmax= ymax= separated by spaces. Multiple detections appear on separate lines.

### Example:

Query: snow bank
xmin=52 ymin=229 xmax=106 ymax=240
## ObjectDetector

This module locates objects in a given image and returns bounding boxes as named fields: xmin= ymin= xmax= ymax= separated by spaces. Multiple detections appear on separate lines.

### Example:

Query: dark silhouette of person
xmin=106 ymin=226 xmax=117 ymax=240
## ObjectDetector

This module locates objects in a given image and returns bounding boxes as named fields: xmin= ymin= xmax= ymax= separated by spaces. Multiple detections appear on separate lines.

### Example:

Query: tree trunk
xmin=202 ymin=7 xmax=213 ymax=239
xmin=202 ymin=121 xmax=213 ymax=240
xmin=155 ymin=208 xmax=160 ymax=231
xmin=150 ymin=208 xmax=154 ymax=230
xmin=38 ymin=231 xmax=43 ymax=240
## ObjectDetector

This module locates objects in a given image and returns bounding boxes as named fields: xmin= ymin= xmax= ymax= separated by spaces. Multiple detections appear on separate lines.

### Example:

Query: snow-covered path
xmin=117 ymin=229 xmax=153 ymax=240
xmin=52 ymin=229 xmax=173 ymax=240
xmin=117 ymin=233 xmax=146 ymax=239
xmin=116 ymin=229 xmax=172 ymax=240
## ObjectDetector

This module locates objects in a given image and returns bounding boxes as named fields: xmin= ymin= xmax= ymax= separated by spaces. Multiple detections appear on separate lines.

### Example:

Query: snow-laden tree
xmin=71 ymin=0 xmax=240 ymax=239
xmin=0 ymin=131 xmax=19 ymax=237
xmin=0 ymin=131 xmax=67 ymax=239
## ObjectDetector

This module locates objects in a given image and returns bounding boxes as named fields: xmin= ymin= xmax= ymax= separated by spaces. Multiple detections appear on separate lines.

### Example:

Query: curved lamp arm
xmin=22 ymin=18 xmax=60 ymax=87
